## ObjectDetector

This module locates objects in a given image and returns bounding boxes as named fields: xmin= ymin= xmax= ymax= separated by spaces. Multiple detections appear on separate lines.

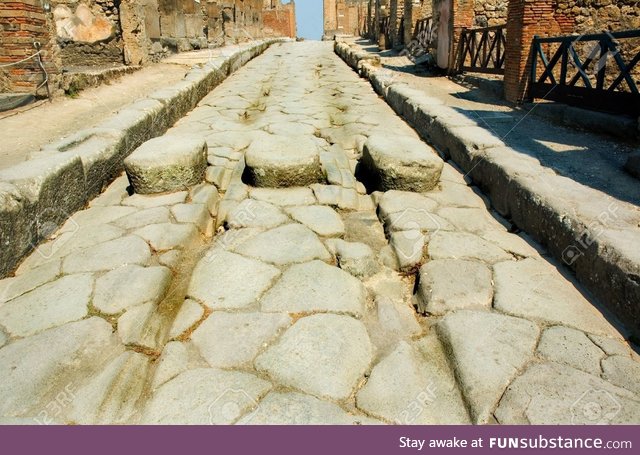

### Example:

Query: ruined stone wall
xmin=389 ymin=0 xmax=405 ymax=46
xmin=473 ymin=0 xmax=508 ymax=27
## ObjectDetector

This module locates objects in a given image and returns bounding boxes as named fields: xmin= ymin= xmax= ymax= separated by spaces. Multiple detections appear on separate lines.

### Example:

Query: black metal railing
xmin=529 ymin=30 xmax=640 ymax=115
xmin=455 ymin=24 xmax=507 ymax=74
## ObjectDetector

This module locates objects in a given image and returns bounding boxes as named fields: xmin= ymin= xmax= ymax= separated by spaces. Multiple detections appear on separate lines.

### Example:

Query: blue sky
xmin=290 ymin=0 xmax=323 ymax=40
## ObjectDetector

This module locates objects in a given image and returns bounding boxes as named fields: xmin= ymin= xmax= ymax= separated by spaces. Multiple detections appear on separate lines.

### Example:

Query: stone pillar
xmin=121 ymin=0 xmax=151 ymax=66
xmin=389 ymin=0 xmax=405 ymax=47
xmin=503 ymin=0 xmax=555 ymax=103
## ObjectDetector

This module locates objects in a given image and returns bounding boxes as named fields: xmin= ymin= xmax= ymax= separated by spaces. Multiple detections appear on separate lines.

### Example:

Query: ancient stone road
xmin=1 ymin=41 xmax=639 ymax=425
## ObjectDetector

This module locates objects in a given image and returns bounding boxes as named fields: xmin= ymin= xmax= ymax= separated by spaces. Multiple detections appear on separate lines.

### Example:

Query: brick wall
xmin=263 ymin=1 xmax=296 ymax=38
xmin=324 ymin=0 xmax=368 ymax=38
xmin=403 ymin=0 xmax=433 ymax=45
xmin=0 ymin=0 xmax=59 ymax=94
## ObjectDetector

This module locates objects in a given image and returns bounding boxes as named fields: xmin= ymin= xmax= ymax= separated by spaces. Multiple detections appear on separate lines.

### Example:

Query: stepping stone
xmin=261 ymin=260 xmax=367 ymax=316
xmin=356 ymin=339 xmax=470 ymax=424
xmin=416 ymin=259 xmax=493 ymax=315
xmin=93 ymin=265 xmax=172 ymax=315
xmin=438 ymin=310 xmax=539 ymax=423
xmin=141 ymin=368 xmax=272 ymax=424
xmin=124 ymin=135 xmax=207 ymax=194
xmin=192 ymin=312 xmax=291 ymax=368
xmin=188 ymin=250 xmax=280 ymax=310
xmin=0 ymin=274 xmax=93 ymax=337
xmin=239 ymin=392 xmax=379 ymax=425
xmin=495 ymin=362 xmax=640 ymax=424
xmin=285 ymin=205 xmax=345 ymax=237
xmin=255 ymin=314 xmax=372 ymax=400
xmin=244 ymin=135 xmax=324 ymax=187
xmin=234 ymin=224 xmax=332 ymax=265
xmin=361 ymin=135 xmax=443 ymax=192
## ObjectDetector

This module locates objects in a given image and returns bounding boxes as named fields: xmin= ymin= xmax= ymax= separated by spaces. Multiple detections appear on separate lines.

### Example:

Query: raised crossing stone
xmin=361 ymin=135 xmax=443 ymax=192
xmin=124 ymin=136 xmax=207 ymax=194
xmin=255 ymin=314 xmax=372 ymax=400
xmin=260 ymin=260 xmax=367 ymax=316
xmin=244 ymin=135 xmax=324 ymax=187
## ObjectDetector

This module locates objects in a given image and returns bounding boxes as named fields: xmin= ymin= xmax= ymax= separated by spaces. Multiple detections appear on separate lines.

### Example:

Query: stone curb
xmin=335 ymin=40 xmax=640 ymax=338
xmin=0 ymin=39 xmax=287 ymax=278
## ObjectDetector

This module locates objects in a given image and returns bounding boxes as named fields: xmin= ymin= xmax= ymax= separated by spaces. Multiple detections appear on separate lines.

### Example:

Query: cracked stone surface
xmin=1 ymin=41 xmax=639 ymax=425
xmin=260 ymin=260 xmax=367 ymax=316
xmin=255 ymin=314 xmax=372 ymax=400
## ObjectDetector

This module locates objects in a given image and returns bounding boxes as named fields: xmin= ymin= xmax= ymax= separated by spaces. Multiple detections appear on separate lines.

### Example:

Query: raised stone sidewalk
xmin=335 ymin=39 xmax=640 ymax=340
xmin=0 ymin=41 xmax=639 ymax=425
xmin=0 ymin=39 xmax=287 ymax=279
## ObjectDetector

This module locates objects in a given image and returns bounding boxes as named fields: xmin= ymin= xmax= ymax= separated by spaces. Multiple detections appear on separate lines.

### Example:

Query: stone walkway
xmin=1 ymin=41 xmax=639 ymax=425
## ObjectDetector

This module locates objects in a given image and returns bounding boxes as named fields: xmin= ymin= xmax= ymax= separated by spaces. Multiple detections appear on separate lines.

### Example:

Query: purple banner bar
xmin=1 ymin=426 xmax=637 ymax=454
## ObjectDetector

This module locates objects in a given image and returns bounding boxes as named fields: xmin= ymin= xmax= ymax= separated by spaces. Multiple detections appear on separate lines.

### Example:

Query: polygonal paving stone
xmin=428 ymin=231 xmax=512 ymax=264
xmin=141 ymin=368 xmax=272 ymax=424
xmin=239 ymin=391 xmax=379 ymax=425
xmin=377 ymin=190 xmax=439 ymax=220
xmin=384 ymin=209 xmax=452 ymax=233
xmin=438 ymin=310 xmax=540 ymax=423
xmin=416 ymin=259 xmax=493 ymax=315
xmin=117 ymin=302 xmax=157 ymax=348
xmin=0 ymin=317 xmax=122 ymax=418
xmin=356 ymin=339 xmax=470 ymax=424
xmin=325 ymin=239 xmax=379 ymax=278
xmin=225 ymin=199 xmax=289 ymax=229
xmin=389 ymin=230 xmax=426 ymax=271
xmin=0 ymin=274 xmax=92 ymax=337
xmin=188 ymin=250 xmax=280 ymax=309
xmin=537 ymin=326 xmax=604 ymax=375
xmin=0 ymin=260 xmax=59 ymax=304
xmin=493 ymin=258 xmax=616 ymax=335
xmin=285 ymin=205 xmax=345 ymax=237
xmin=169 ymin=299 xmax=205 ymax=339
xmin=93 ymin=265 xmax=172 ymax=315
xmin=255 ymin=314 xmax=372 ymax=400
xmin=192 ymin=312 xmax=291 ymax=368
xmin=249 ymin=187 xmax=316 ymax=206
xmin=437 ymin=207 xmax=508 ymax=233
xmin=234 ymin=224 xmax=332 ymax=265
xmin=111 ymin=207 xmax=172 ymax=231
xmin=121 ymin=191 xmax=188 ymax=209
xmin=171 ymin=204 xmax=210 ymax=234
xmin=495 ymin=362 xmax=640 ymax=424
xmin=134 ymin=223 xmax=199 ymax=251
xmin=261 ymin=260 xmax=367 ymax=316
xmin=63 ymin=235 xmax=151 ymax=273
xmin=602 ymin=355 xmax=640 ymax=395
xmin=152 ymin=342 xmax=189 ymax=390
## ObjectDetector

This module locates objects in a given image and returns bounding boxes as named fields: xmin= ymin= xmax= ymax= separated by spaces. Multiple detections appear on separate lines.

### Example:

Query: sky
xmin=290 ymin=0 xmax=323 ymax=40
